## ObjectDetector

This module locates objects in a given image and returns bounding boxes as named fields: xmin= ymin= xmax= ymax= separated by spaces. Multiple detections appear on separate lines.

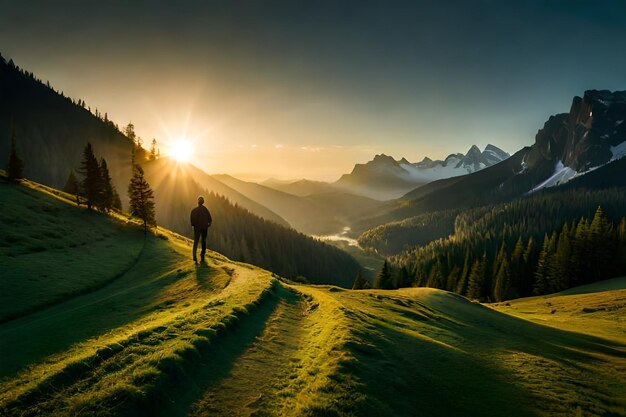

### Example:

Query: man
xmin=190 ymin=195 xmax=212 ymax=263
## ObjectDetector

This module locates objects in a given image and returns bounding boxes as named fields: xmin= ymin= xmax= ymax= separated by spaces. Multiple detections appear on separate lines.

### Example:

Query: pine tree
xmin=534 ymin=233 xmax=556 ymax=295
xmin=493 ymin=255 xmax=513 ymax=302
xmin=7 ymin=129 xmax=24 ymax=181
xmin=397 ymin=266 xmax=412 ymax=288
xmin=374 ymin=260 xmax=394 ymax=289
xmin=589 ymin=206 xmax=612 ymax=281
xmin=77 ymin=143 xmax=102 ymax=210
xmin=466 ymin=255 xmax=486 ymax=299
xmin=352 ymin=270 xmax=368 ymax=290
xmin=553 ymin=224 xmax=572 ymax=292
xmin=520 ymin=236 xmax=536 ymax=296
xmin=112 ymin=189 xmax=122 ymax=211
xmin=63 ymin=171 xmax=80 ymax=204
xmin=572 ymin=217 xmax=590 ymax=285
xmin=455 ymin=248 xmax=471 ymax=294
xmin=149 ymin=139 xmax=158 ymax=160
xmin=99 ymin=158 xmax=114 ymax=211
xmin=127 ymin=164 xmax=156 ymax=234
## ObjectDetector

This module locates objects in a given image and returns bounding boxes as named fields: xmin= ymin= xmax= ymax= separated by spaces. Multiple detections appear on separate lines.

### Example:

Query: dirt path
xmin=188 ymin=286 xmax=307 ymax=417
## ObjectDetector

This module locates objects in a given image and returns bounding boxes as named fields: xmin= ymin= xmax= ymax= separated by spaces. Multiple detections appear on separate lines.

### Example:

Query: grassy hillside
xmin=0 ymin=179 xmax=145 ymax=323
xmin=491 ymin=277 xmax=626 ymax=343
xmin=1 ymin=179 xmax=624 ymax=416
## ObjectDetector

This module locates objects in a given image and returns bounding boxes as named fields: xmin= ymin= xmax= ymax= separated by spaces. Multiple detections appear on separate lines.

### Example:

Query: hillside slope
xmin=1 ymin=180 xmax=624 ymax=417
xmin=491 ymin=277 xmax=626 ymax=343
xmin=216 ymin=174 xmax=384 ymax=235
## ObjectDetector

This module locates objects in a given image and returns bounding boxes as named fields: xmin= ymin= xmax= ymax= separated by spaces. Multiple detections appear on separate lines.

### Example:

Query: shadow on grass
xmin=345 ymin=292 xmax=626 ymax=417
xmin=123 ymin=285 xmax=291 ymax=417
xmin=0 ymin=238 xmax=211 ymax=378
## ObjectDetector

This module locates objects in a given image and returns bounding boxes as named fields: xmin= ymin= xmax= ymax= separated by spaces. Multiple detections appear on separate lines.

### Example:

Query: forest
xmin=382 ymin=188 xmax=626 ymax=301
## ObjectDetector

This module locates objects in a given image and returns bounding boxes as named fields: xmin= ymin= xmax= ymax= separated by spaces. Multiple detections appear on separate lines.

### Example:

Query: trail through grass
xmin=188 ymin=286 xmax=306 ymax=417
xmin=2 ymin=178 xmax=625 ymax=417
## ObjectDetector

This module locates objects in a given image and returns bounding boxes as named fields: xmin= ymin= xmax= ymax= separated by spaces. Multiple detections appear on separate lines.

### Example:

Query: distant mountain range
xmin=352 ymin=89 xmax=626 ymax=234
xmin=333 ymin=145 xmax=510 ymax=200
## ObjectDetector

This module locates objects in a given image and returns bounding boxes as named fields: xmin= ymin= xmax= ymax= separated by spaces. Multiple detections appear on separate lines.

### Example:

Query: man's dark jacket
xmin=190 ymin=205 xmax=212 ymax=229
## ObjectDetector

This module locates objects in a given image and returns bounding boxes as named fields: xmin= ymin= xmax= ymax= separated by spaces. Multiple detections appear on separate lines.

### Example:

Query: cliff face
xmin=526 ymin=90 xmax=626 ymax=173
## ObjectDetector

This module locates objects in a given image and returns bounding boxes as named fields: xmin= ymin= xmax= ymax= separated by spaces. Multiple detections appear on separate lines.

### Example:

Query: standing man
xmin=190 ymin=195 xmax=212 ymax=263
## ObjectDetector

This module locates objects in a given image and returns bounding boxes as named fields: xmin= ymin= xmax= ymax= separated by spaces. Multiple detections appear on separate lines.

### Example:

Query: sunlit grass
xmin=1 ymin=177 xmax=624 ymax=417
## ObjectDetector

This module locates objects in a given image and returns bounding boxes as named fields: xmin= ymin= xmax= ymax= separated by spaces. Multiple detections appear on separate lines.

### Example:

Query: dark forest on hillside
xmin=385 ymin=188 xmax=626 ymax=301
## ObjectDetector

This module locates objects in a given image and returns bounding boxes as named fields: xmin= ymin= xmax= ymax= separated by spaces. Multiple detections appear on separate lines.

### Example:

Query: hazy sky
xmin=2 ymin=0 xmax=626 ymax=181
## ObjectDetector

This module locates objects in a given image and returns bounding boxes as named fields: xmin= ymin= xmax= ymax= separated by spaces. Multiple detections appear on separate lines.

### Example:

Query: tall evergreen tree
xmin=7 ymin=128 xmax=24 ymax=181
xmin=589 ymin=206 xmax=613 ymax=281
xmin=99 ymin=158 xmax=114 ymax=211
xmin=572 ymin=217 xmax=590 ymax=285
xmin=455 ymin=248 xmax=471 ymax=294
xmin=553 ymin=224 xmax=572 ymax=292
xmin=534 ymin=233 xmax=556 ymax=295
xmin=149 ymin=139 xmax=158 ymax=160
xmin=493 ymin=255 xmax=513 ymax=302
xmin=63 ymin=171 xmax=81 ymax=205
xmin=77 ymin=143 xmax=102 ymax=210
xmin=466 ymin=254 xmax=486 ymax=299
xmin=352 ymin=270 xmax=368 ymax=290
xmin=374 ymin=260 xmax=394 ymax=289
xmin=127 ymin=165 xmax=156 ymax=234
xmin=397 ymin=266 xmax=412 ymax=288
xmin=427 ymin=258 xmax=445 ymax=289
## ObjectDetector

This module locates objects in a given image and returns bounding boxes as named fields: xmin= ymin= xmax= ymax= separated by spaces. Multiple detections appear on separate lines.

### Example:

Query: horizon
xmin=2 ymin=1 xmax=626 ymax=181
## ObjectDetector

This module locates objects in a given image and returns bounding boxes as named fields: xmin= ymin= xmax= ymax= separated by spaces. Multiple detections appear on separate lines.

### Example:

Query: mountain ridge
xmin=334 ymin=144 xmax=510 ymax=200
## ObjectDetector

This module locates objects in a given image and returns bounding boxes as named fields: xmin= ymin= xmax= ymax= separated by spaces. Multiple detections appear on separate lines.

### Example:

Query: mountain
xmin=260 ymin=178 xmax=337 ymax=197
xmin=334 ymin=145 xmax=510 ymax=200
xmin=355 ymin=90 xmax=626 ymax=231
xmin=0 ymin=53 xmax=134 ymax=197
xmin=215 ymin=174 xmax=384 ymax=235
xmin=0 ymin=55 xmax=363 ymax=283
xmin=0 ymin=55 xmax=292 ymax=227
xmin=214 ymin=174 xmax=341 ymax=234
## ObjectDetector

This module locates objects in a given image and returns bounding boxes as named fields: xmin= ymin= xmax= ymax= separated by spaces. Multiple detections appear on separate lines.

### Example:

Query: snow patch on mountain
xmin=529 ymin=161 xmax=578 ymax=193
xmin=610 ymin=140 xmax=626 ymax=161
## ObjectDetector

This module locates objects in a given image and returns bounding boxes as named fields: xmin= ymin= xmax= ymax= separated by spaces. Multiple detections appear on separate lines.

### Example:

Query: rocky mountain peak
xmin=527 ymin=90 xmax=626 ymax=173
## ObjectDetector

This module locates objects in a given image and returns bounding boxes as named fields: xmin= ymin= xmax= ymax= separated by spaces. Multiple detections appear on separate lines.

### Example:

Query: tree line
xmin=371 ymin=205 xmax=626 ymax=301
xmin=61 ymin=142 xmax=156 ymax=233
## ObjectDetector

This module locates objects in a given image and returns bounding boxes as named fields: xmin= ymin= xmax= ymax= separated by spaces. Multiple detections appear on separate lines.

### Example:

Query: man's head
xmin=197 ymin=196 xmax=205 ymax=206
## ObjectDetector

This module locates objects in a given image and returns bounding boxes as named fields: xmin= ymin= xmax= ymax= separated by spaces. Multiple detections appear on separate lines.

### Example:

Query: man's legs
xmin=200 ymin=228 xmax=208 ymax=261
xmin=192 ymin=227 xmax=200 ymax=262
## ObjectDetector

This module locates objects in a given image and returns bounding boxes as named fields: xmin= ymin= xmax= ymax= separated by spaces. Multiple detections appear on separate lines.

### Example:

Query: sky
xmin=1 ymin=0 xmax=626 ymax=181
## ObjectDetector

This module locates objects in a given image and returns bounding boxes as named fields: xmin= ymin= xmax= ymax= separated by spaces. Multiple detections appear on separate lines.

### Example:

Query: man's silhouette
xmin=190 ymin=196 xmax=212 ymax=263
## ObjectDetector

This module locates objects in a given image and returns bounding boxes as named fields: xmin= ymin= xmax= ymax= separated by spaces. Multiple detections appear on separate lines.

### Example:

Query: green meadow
xmin=1 ymin=178 xmax=624 ymax=416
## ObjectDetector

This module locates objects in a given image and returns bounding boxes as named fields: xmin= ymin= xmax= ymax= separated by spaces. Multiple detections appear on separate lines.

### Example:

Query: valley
xmin=1 ymin=178 xmax=624 ymax=416
xmin=2 ymin=9 xmax=626 ymax=415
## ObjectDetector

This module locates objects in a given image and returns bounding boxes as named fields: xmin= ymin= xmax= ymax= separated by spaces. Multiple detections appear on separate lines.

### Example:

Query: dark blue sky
xmin=2 ymin=0 xmax=626 ymax=180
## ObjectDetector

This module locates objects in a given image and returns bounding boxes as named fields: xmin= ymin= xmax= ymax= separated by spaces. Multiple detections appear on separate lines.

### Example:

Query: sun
xmin=169 ymin=139 xmax=194 ymax=162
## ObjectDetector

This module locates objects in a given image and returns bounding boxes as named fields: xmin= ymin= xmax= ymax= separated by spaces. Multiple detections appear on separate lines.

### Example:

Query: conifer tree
xmin=493 ymin=255 xmax=513 ymax=302
xmin=572 ymin=217 xmax=590 ymax=284
xmin=553 ymin=224 xmax=572 ymax=292
xmin=7 ymin=129 xmax=24 ymax=181
xmin=589 ymin=206 xmax=613 ymax=281
xmin=534 ymin=233 xmax=556 ymax=295
xmin=99 ymin=158 xmax=114 ymax=211
xmin=455 ymin=248 xmax=471 ymax=294
xmin=466 ymin=255 xmax=486 ymax=299
xmin=63 ymin=171 xmax=80 ymax=204
xmin=352 ymin=270 xmax=368 ymax=290
xmin=127 ymin=164 xmax=156 ymax=234
xmin=149 ymin=139 xmax=158 ymax=160
xmin=374 ymin=260 xmax=394 ymax=289
xmin=77 ymin=143 xmax=102 ymax=210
